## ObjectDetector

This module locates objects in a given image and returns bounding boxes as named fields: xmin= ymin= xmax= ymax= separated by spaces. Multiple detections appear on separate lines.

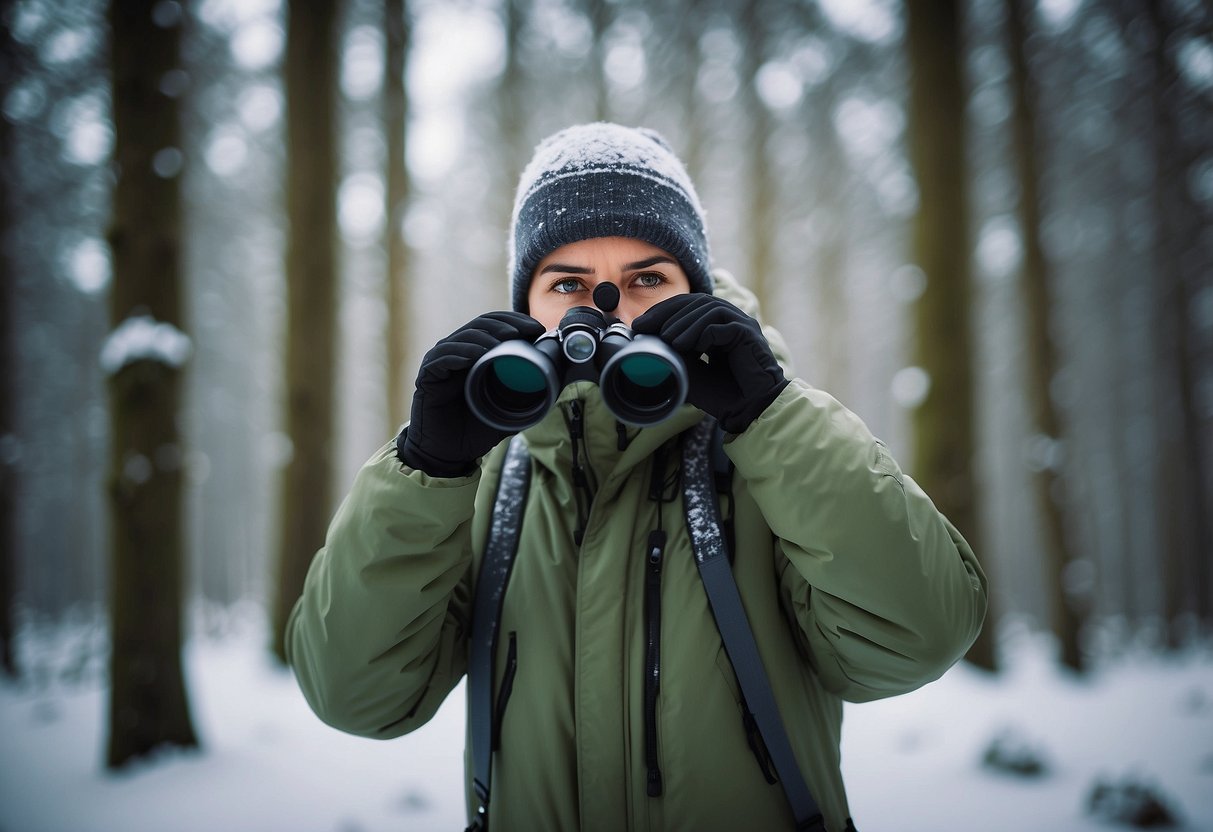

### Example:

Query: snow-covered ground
xmin=1 ymin=609 xmax=1210 ymax=832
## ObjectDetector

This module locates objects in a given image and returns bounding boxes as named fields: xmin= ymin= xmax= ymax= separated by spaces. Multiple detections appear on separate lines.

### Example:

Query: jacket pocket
xmin=492 ymin=631 xmax=518 ymax=751
xmin=714 ymin=643 xmax=779 ymax=785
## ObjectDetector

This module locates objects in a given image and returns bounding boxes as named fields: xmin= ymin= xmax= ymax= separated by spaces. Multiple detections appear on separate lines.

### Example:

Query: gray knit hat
xmin=508 ymin=122 xmax=713 ymax=313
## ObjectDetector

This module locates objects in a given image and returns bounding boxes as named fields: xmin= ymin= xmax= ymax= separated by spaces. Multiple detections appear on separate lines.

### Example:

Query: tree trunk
xmin=673 ymin=0 xmax=704 ymax=187
xmin=802 ymin=69 xmax=851 ymax=399
xmin=0 ymin=22 xmax=15 ymax=679
xmin=272 ymin=0 xmax=341 ymax=663
xmin=105 ymin=0 xmax=199 ymax=767
xmin=384 ymin=0 xmax=412 ymax=432
xmin=740 ymin=0 xmax=775 ymax=312
xmin=904 ymin=0 xmax=994 ymax=670
xmin=1006 ymin=0 xmax=1086 ymax=671
xmin=587 ymin=0 xmax=612 ymax=122
xmin=492 ymin=0 xmax=529 ymax=312
xmin=1145 ymin=1 xmax=1213 ymax=647
xmin=0 ymin=9 xmax=17 ymax=679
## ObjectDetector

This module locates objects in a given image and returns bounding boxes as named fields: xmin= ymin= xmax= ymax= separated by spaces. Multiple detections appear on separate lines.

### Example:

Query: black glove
xmin=397 ymin=311 xmax=546 ymax=477
xmin=632 ymin=294 xmax=789 ymax=434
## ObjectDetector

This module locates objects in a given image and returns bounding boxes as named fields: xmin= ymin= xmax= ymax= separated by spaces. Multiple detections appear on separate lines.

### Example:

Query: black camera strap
xmin=681 ymin=418 xmax=824 ymax=832
xmin=466 ymin=434 xmax=531 ymax=832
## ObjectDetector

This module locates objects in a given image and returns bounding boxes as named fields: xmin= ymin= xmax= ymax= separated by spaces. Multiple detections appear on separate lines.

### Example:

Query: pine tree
xmin=1007 ymin=0 xmax=1086 ymax=671
xmin=272 ymin=0 xmax=342 ymax=662
xmin=1144 ymin=0 xmax=1213 ymax=646
xmin=0 ymin=4 xmax=17 ymax=680
xmin=105 ymin=0 xmax=199 ymax=766
xmin=905 ymin=0 xmax=994 ymax=670
xmin=384 ymin=0 xmax=413 ymax=432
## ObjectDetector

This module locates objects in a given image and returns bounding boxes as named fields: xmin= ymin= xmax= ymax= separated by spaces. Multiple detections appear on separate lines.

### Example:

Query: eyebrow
xmin=538 ymin=263 xmax=593 ymax=275
xmin=538 ymin=255 xmax=677 ymax=276
xmin=624 ymin=255 xmax=678 ymax=271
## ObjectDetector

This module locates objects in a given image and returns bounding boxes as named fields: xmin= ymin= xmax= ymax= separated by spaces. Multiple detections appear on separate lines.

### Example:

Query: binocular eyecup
xmin=465 ymin=306 xmax=688 ymax=432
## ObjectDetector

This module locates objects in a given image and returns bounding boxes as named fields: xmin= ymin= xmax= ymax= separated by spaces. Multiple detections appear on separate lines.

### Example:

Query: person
xmin=286 ymin=122 xmax=988 ymax=832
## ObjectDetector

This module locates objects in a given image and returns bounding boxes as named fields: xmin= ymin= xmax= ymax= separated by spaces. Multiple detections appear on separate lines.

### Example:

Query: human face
xmin=526 ymin=237 xmax=692 ymax=330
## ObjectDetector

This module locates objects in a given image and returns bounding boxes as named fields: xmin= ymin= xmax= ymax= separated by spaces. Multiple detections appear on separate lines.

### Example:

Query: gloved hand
xmin=632 ymin=294 xmax=789 ymax=434
xmin=397 ymin=311 xmax=546 ymax=477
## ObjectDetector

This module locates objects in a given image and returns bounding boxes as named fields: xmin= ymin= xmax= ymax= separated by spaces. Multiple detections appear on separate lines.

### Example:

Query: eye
xmin=552 ymin=278 xmax=584 ymax=295
xmin=632 ymin=272 xmax=667 ymax=289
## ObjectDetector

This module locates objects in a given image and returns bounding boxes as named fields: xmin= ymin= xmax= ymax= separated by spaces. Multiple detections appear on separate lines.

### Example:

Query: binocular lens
xmin=491 ymin=355 xmax=548 ymax=393
xmin=617 ymin=354 xmax=673 ymax=388
xmin=601 ymin=344 xmax=687 ymax=427
xmin=465 ymin=341 xmax=560 ymax=432
xmin=563 ymin=331 xmax=597 ymax=364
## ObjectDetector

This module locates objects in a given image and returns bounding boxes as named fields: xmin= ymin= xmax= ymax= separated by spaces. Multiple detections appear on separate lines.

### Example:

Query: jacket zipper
xmin=564 ymin=400 xmax=592 ymax=546
xmin=644 ymin=529 xmax=666 ymax=796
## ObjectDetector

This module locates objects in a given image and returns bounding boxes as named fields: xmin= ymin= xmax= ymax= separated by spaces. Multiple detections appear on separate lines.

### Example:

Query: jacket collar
xmin=521 ymin=381 xmax=702 ymax=490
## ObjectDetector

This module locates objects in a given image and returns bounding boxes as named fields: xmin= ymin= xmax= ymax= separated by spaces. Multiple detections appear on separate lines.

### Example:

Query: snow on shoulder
xmin=100 ymin=314 xmax=192 ymax=376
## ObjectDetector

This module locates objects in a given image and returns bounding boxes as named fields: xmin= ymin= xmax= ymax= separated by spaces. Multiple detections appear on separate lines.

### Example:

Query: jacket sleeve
xmin=285 ymin=439 xmax=478 ymax=738
xmin=725 ymin=380 xmax=988 ymax=703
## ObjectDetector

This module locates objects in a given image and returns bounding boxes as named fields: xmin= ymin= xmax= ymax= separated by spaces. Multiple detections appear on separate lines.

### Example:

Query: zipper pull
xmin=566 ymin=400 xmax=590 ymax=546
xmin=568 ymin=399 xmax=584 ymax=441
xmin=647 ymin=767 xmax=664 ymax=797
xmin=647 ymin=529 xmax=666 ymax=569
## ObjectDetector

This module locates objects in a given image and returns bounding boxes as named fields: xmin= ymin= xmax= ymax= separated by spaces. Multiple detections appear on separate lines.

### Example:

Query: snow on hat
xmin=508 ymin=122 xmax=713 ymax=313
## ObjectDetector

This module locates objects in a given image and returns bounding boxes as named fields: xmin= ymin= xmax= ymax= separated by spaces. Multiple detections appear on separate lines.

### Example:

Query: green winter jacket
xmin=286 ymin=271 xmax=987 ymax=832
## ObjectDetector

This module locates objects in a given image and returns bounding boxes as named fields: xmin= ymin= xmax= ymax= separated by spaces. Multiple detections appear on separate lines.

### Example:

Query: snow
xmin=1 ymin=613 xmax=1211 ymax=832
xmin=98 ymin=314 xmax=193 ymax=376
xmin=680 ymin=419 xmax=726 ymax=564
xmin=841 ymin=626 xmax=1213 ymax=831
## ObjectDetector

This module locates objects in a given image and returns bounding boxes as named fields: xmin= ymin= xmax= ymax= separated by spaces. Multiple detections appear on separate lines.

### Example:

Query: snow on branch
xmin=100 ymin=314 xmax=192 ymax=376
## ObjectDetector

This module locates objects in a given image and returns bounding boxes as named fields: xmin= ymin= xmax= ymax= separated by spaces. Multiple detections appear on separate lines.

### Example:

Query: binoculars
xmin=465 ymin=305 xmax=689 ymax=432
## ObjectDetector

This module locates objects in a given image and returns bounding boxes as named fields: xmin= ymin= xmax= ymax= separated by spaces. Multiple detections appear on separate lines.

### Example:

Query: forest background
xmin=0 ymin=0 xmax=1210 ymax=799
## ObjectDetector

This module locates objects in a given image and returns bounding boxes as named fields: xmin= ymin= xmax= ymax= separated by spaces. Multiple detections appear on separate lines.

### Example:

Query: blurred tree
xmin=738 ymin=0 xmax=775 ymax=311
xmin=1144 ymin=0 xmax=1213 ymax=645
xmin=0 ymin=0 xmax=18 ymax=679
xmin=669 ymin=0 xmax=705 ymax=182
xmin=1022 ymin=1 xmax=1150 ymax=635
xmin=497 ymin=0 xmax=528 ymax=172
xmin=587 ymin=0 xmax=611 ymax=121
xmin=790 ymin=2 xmax=863 ymax=398
xmin=487 ymin=0 xmax=530 ymax=301
xmin=905 ymin=0 xmax=994 ymax=669
xmin=1006 ymin=0 xmax=1086 ymax=672
xmin=105 ymin=0 xmax=199 ymax=766
xmin=384 ymin=0 xmax=413 ymax=431
xmin=800 ymin=102 xmax=851 ymax=397
xmin=272 ymin=0 xmax=342 ymax=662
xmin=2 ymin=0 xmax=111 ymax=620
xmin=178 ymin=2 xmax=287 ymax=608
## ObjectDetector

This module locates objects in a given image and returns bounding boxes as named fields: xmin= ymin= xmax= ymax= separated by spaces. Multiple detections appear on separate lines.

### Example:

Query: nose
xmin=613 ymin=298 xmax=644 ymax=327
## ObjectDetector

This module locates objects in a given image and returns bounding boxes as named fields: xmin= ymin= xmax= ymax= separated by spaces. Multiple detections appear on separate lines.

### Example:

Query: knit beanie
xmin=508 ymin=122 xmax=713 ymax=313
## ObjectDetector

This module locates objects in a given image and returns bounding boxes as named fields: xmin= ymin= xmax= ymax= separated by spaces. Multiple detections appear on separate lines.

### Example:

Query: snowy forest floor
xmin=1 ymin=607 xmax=1211 ymax=832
